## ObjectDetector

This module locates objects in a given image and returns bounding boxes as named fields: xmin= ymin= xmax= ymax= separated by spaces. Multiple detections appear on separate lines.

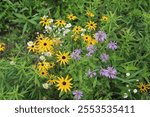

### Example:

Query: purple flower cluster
xmin=73 ymin=90 xmax=83 ymax=100
xmin=86 ymin=45 xmax=97 ymax=57
xmin=100 ymin=53 xmax=109 ymax=62
xmin=86 ymin=69 xmax=97 ymax=78
xmin=95 ymin=31 xmax=107 ymax=43
xmin=71 ymin=49 xmax=81 ymax=60
xmin=108 ymin=41 xmax=118 ymax=50
xmin=100 ymin=67 xmax=117 ymax=79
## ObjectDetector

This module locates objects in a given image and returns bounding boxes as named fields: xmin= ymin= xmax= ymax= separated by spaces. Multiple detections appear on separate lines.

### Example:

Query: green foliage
xmin=0 ymin=0 xmax=150 ymax=100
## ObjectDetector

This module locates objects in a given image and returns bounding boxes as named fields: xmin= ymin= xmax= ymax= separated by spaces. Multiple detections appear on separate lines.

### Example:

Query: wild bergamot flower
xmin=56 ymin=51 xmax=70 ymax=65
xmin=55 ymin=20 xmax=66 ymax=27
xmin=67 ymin=14 xmax=77 ymax=20
xmin=138 ymin=82 xmax=150 ymax=93
xmin=86 ymin=21 xmax=97 ymax=30
xmin=0 ymin=43 xmax=6 ymax=52
xmin=56 ymin=75 xmax=72 ymax=92
xmin=72 ymin=26 xmax=82 ymax=34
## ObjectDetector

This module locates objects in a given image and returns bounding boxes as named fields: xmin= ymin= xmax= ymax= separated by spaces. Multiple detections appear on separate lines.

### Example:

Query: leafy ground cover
xmin=0 ymin=0 xmax=150 ymax=100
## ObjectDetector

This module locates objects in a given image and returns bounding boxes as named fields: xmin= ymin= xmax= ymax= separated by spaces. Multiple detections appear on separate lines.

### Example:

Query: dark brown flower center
xmin=62 ymin=81 xmax=66 ymax=85
xmin=90 ymin=24 xmax=93 ymax=26
xmin=42 ymin=72 xmax=45 ymax=74
xmin=62 ymin=56 xmax=66 ymax=59
xmin=44 ymin=43 xmax=47 ymax=46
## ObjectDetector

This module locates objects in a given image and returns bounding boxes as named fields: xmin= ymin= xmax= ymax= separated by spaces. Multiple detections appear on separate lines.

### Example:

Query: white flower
xmin=136 ymin=79 xmax=139 ymax=82
xmin=10 ymin=61 xmax=16 ymax=65
xmin=36 ymin=32 xmax=39 ymax=34
xmin=65 ymin=23 xmax=72 ymax=28
xmin=126 ymin=73 xmax=130 ymax=77
xmin=123 ymin=93 xmax=128 ymax=98
xmin=63 ymin=29 xmax=70 ymax=36
xmin=81 ymin=28 xmax=86 ymax=32
xmin=45 ymin=26 xmax=52 ymax=33
xmin=27 ymin=41 xmax=34 ymax=46
xmin=133 ymin=89 xmax=137 ymax=94
xmin=43 ymin=15 xmax=48 ymax=18
xmin=39 ymin=56 xmax=46 ymax=61
xmin=44 ymin=52 xmax=52 ymax=57
xmin=81 ymin=33 xmax=85 ymax=36
xmin=42 ymin=83 xmax=49 ymax=89
xmin=126 ymin=85 xmax=129 ymax=87
xmin=50 ymin=19 xmax=53 ymax=23
xmin=128 ymin=89 xmax=131 ymax=92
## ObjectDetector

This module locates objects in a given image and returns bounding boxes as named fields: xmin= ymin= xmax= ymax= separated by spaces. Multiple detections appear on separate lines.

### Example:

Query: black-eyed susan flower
xmin=87 ymin=39 xmax=97 ymax=46
xmin=56 ymin=51 xmax=70 ymax=65
xmin=101 ymin=16 xmax=109 ymax=22
xmin=39 ymin=70 xmax=48 ymax=77
xmin=56 ymin=75 xmax=72 ymax=92
xmin=0 ymin=43 xmax=6 ymax=52
xmin=27 ymin=42 xmax=37 ymax=53
xmin=55 ymin=20 xmax=66 ymax=27
xmin=36 ymin=34 xmax=45 ymax=41
xmin=49 ymin=62 xmax=55 ymax=69
xmin=72 ymin=26 xmax=82 ymax=34
xmin=67 ymin=14 xmax=77 ymax=20
xmin=86 ymin=11 xmax=94 ymax=17
xmin=86 ymin=21 xmax=97 ymax=30
xmin=137 ymin=82 xmax=150 ymax=93
xmin=37 ymin=61 xmax=50 ymax=71
xmin=82 ymin=34 xmax=92 ymax=42
xmin=36 ymin=37 xmax=54 ymax=53
xmin=47 ymin=74 xmax=57 ymax=85
xmin=40 ymin=16 xmax=53 ymax=27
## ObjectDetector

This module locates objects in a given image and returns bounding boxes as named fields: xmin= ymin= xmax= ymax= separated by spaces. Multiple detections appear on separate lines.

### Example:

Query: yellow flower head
xmin=83 ymin=34 xmax=92 ymax=42
xmin=36 ymin=37 xmax=54 ymax=53
xmin=27 ymin=42 xmax=37 ymax=53
xmin=86 ymin=11 xmax=94 ymax=17
xmin=36 ymin=34 xmax=45 ymax=41
xmin=0 ymin=43 xmax=6 ymax=52
xmin=40 ymin=16 xmax=52 ymax=27
xmin=86 ymin=21 xmax=97 ymax=30
xmin=87 ymin=39 xmax=98 ymax=46
xmin=47 ymin=74 xmax=57 ymax=85
xmin=56 ymin=75 xmax=72 ymax=92
xmin=101 ymin=16 xmax=109 ymax=22
xmin=38 ymin=70 xmax=48 ymax=77
xmin=72 ymin=26 xmax=82 ymax=34
xmin=55 ymin=20 xmax=66 ymax=27
xmin=37 ymin=61 xmax=50 ymax=71
xmin=138 ymin=82 xmax=150 ymax=93
xmin=67 ymin=14 xmax=77 ymax=20
xmin=56 ymin=51 xmax=70 ymax=65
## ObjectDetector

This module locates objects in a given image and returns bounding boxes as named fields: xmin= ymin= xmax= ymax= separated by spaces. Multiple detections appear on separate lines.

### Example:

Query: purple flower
xmin=100 ymin=53 xmax=109 ymax=62
xmin=100 ymin=67 xmax=117 ymax=79
xmin=108 ymin=41 xmax=118 ymax=50
xmin=71 ymin=49 xmax=81 ymax=60
xmin=107 ymin=67 xmax=117 ymax=78
xmin=86 ymin=69 xmax=97 ymax=78
xmin=86 ymin=45 xmax=96 ymax=56
xmin=94 ymin=31 xmax=107 ymax=43
xmin=100 ymin=69 xmax=109 ymax=77
xmin=73 ymin=90 xmax=83 ymax=100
